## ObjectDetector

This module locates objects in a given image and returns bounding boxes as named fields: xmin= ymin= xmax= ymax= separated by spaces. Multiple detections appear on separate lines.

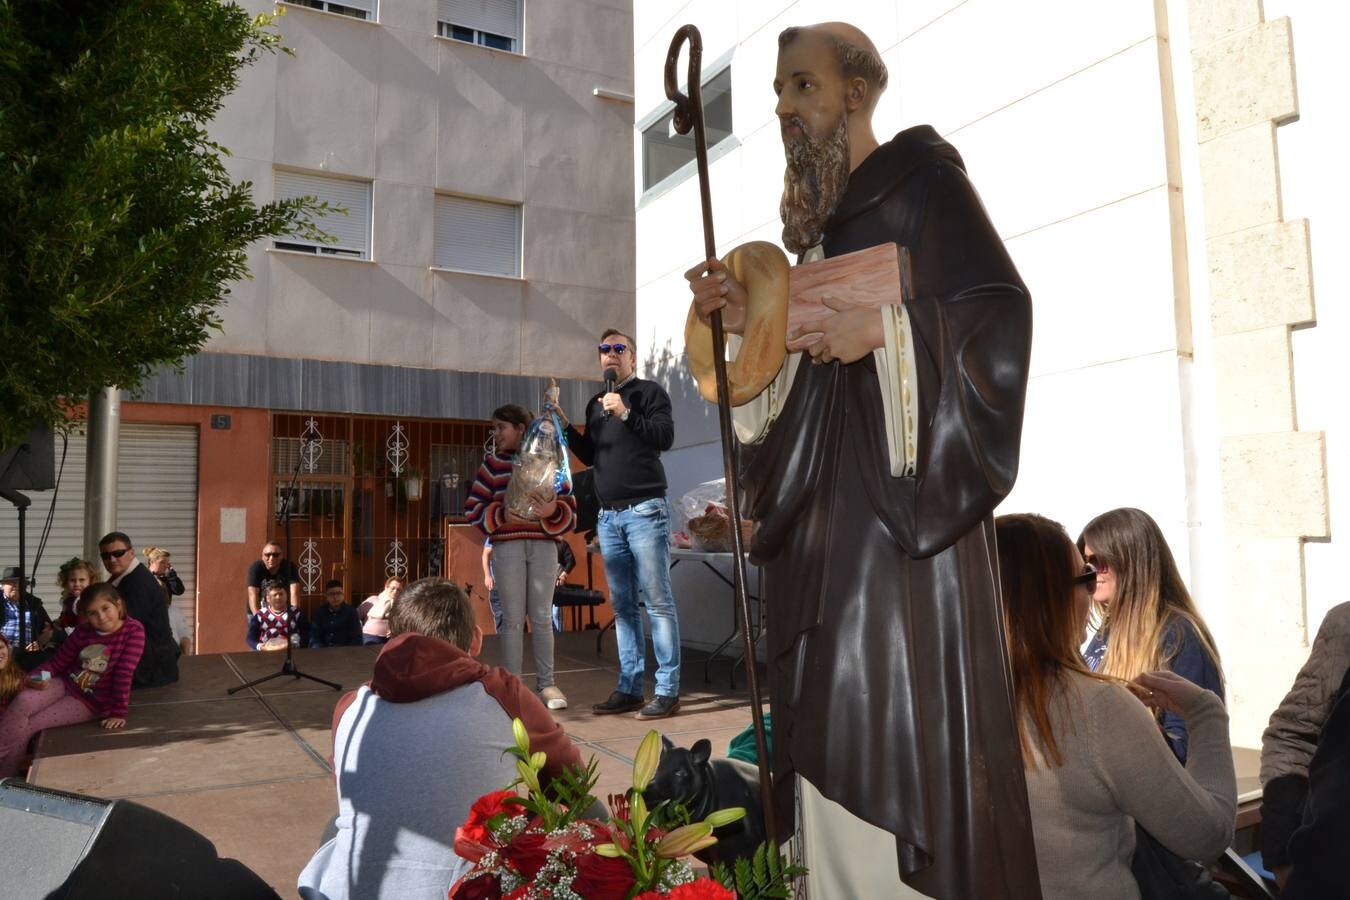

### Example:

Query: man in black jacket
xmin=100 ymin=531 xmax=179 ymax=687
xmin=554 ymin=330 xmax=682 ymax=720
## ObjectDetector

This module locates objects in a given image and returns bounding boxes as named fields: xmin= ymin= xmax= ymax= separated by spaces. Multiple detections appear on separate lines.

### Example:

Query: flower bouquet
xmin=449 ymin=720 xmax=802 ymax=899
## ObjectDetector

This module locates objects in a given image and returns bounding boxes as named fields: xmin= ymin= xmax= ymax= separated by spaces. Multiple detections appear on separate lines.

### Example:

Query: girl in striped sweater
xmin=465 ymin=404 xmax=576 ymax=710
xmin=0 ymin=582 xmax=145 ymax=776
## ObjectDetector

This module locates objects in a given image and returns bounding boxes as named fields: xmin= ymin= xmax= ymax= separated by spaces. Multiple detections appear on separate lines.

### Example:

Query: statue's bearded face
xmin=774 ymin=35 xmax=852 ymax=255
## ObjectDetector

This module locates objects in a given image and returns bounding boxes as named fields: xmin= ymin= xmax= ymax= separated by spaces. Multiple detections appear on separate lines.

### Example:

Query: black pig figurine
xmin=645 ymin=735 xmax=766 ymax=866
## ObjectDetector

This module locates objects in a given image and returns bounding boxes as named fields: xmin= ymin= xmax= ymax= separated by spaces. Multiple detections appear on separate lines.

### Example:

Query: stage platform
xmin=25 ymin=633 xmax=768 ymax=895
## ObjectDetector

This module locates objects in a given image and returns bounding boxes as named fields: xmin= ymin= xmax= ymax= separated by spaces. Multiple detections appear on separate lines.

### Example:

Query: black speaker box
xmin=0 ymin=778 xmax=278 ymax=899
xmin=0 ymin=425 xmax=56 ymax=492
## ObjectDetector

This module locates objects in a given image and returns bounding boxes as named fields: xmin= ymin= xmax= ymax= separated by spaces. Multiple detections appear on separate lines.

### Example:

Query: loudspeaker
xmin=0 ymin=425 xmax=56 ymax=492
xmin=0 ymin=778 xmax=278 ymax=899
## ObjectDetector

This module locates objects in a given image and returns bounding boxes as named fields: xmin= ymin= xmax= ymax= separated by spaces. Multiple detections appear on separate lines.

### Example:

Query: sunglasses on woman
xmin=1074 ymin=568 xmax=1098 ymax=591
xmin=597 ymin=343 xmax=629 ymax=355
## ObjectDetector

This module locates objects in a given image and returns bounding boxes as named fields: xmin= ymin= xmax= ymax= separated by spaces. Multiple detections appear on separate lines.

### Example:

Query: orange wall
xmin=122 ymin=402 xmax=270 ymax=654
xmin=122 ymin=404 xmax=614 ymax=652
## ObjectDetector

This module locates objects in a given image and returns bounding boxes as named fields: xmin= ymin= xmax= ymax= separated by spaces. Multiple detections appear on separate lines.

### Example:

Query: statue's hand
xmin=686 ymin=257 xmax=747 ymax=334
xmin=788 ymin=296 xmax=885 ymax=365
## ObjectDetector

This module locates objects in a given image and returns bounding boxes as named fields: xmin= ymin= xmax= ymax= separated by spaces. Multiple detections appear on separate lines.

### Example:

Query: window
xmin=437 ymin=0 xmax=519 ymax=52
xmin=641 ymin=66 xmax=733 ymax=192
xmin=286 ymin=0 xmax=375 ymax=21
xmin=273 ymin=171 xmax=372 ymax=260
xmin=434 ymin=195 xmax=521 ymax=277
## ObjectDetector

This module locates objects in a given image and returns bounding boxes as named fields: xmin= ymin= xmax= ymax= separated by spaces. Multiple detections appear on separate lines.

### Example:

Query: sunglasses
xmin=597 ymin=343 xmax=629 ymax=355
xmin=1083 ymin=553 xmax=1109 ymax=572
xmin=262 ymin=552 xmax=281 ymax=558
xmin=100 ymin=548 xmax=131 ymax=561
xmin=1074 ymin=568 xmax=1098 ymax=591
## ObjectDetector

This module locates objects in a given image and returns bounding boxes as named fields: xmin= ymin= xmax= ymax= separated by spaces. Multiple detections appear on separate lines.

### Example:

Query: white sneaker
xmin=540 ymin=686 xmax=568 ymax=710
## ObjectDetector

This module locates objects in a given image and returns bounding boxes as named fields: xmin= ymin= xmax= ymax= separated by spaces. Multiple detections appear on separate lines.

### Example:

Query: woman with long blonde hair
xmin=1078 ymin=508 xmax=1223 ymax=762
xmin=996 ymin=513 xmax=1235 ymax=899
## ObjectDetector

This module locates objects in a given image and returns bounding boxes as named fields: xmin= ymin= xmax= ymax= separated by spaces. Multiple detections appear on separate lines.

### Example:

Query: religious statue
xmin=686 ymin=22 xmax=1042 ymax=899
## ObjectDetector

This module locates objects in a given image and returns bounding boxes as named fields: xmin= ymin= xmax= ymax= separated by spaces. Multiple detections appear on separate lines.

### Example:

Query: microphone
xmin=603 ymin=367 xmax=618 ymax=418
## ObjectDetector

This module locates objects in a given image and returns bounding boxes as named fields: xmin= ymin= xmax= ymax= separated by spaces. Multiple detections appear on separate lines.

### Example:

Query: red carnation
xmin=454 ymin=789 xmax=519 ymax=861
xmin=504 ymin=829 xmax=550 ymax=880
xmin=570 ymin=852 xmax=636 ymax=900
xmin=667 ymin=879 xmax=737 ymax=899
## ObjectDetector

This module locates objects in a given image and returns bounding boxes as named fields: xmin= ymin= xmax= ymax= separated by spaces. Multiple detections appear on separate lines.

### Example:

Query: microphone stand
xmin=229 ymin=436 xmax=341 ymax=694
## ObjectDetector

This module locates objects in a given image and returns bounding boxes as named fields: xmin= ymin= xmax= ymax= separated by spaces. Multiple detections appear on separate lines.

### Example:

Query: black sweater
xmin=565 ymin=376 xmax=674 ymax=507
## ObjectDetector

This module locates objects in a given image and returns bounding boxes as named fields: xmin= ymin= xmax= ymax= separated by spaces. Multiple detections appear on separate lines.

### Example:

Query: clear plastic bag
xmin=505 ymin=383 xmax=573 ymax=520
xmin=675 ymin=479 xmax=731 ymax=551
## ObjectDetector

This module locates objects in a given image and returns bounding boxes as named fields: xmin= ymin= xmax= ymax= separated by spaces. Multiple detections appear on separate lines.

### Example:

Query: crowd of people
xmin=0 ymin=369 xmax=1341 ymax=898
xmin=0 ymin=529 xmax=183 ymax=778
xmin=287 ymin=500 xmax=1338 ymax=899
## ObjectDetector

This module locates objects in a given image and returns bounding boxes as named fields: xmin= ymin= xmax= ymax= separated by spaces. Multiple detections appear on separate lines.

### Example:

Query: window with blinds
xmin=436 ymin=0 xmax=520 ymax=52
xmin=641 ymin=66 xmax=734 ymax=192
xmin=273 ymin=171 xmax=373 ymax=259
xmin=286 ymin=0 xmax=375 ymax=21
xmin=434 ymin=195 xmax=521 ymax=277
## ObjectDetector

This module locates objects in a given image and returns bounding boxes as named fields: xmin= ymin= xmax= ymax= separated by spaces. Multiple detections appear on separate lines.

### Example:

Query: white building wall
xmin=208 ymin=0 xmax=636 ymax=383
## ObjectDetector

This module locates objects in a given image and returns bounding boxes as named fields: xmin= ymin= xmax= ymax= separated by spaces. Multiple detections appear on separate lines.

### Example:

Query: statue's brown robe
xmin=743 ymin=125 xmax=1043 ymax=898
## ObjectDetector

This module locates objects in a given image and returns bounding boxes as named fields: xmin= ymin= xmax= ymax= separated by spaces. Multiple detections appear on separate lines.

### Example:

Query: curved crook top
xmin=663 ymin=25 xmax=703 ymax=137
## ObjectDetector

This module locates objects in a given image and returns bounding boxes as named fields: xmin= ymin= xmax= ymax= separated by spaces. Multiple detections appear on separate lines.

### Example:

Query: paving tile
xmin=31 ymin=696 xmax=327 ymax=797
xmin=226 ymin=646 xmax=377 ymax=696
xmin=132 ymin=775 xmax=336 ymax=894
xmin=262 ymin=690 xmax=349 ymax=766
xmin=130 ymin=655 xmax=249 ymax=705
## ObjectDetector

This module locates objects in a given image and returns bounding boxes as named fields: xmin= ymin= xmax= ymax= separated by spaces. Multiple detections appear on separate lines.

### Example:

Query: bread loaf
xmin=684 ymin=241 xmax=790 ymax=407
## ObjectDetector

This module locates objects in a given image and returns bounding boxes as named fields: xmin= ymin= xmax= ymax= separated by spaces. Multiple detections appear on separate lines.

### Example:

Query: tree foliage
xmin=0 ymin=0 xmax=329 ymax=448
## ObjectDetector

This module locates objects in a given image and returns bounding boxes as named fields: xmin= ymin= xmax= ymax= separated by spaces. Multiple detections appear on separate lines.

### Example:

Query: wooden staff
xmin=664 ymin=24 xmax=776 ymax=844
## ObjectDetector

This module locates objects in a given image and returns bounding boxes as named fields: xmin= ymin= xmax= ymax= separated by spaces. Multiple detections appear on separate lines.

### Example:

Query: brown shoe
xmin=592 ymin=691 xmax=644 ymax=715
xmin=635 ymin=694 xmax=680 ymax=720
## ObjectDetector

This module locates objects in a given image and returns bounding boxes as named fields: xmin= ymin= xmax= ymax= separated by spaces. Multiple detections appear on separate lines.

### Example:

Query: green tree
xmin=0 ymin=0 xmax=330 ymax=448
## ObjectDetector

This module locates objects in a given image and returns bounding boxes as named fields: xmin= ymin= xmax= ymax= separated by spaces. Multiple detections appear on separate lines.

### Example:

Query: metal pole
xmin=84 ymin=386 xmax=120 ymax=563
xmin=665 ymin=24 xmax=777 ymax=845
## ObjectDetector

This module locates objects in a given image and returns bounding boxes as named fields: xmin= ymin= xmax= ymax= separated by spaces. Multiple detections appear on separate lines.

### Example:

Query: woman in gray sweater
xmin=995 ymin=514 xmax=1236 ymax=899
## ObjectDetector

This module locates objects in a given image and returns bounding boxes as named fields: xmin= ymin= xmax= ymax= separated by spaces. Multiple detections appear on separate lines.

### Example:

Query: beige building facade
xmin=2 ymin=0 xmax=641 ymax=651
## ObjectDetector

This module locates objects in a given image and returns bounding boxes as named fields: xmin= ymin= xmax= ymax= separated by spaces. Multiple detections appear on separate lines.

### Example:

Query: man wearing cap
xmin=99 ymin=531 xmax=179 ymax=687
xmin=551 ymin=329 xmax=682 ymax=720
xmin=1 ymin=566 xmax=61 ymax=667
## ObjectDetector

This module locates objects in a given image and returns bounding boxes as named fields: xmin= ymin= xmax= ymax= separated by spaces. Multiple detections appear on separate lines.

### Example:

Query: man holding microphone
xmin=550 ymin=329 xmax=682 ymax=719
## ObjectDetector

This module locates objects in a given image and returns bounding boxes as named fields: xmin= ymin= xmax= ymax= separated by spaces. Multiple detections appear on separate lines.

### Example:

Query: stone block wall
xmin=1188 ymin=0 xmax=1328 ymax=746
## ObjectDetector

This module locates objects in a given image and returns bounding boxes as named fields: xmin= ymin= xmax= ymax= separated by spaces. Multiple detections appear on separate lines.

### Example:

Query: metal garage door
xmin=0 ymin=424 xmax=199 ymax=637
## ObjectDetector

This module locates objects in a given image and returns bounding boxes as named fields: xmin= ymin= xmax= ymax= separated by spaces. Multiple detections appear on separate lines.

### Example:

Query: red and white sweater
xmin=34 ymin=618 xmax=145 ymax=719
xmin=464 ymin=451 xmax=575 ymax=543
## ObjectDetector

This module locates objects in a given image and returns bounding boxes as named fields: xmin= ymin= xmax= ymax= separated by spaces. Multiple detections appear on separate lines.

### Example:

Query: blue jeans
xmin=598 ymin=497 xmax=680 ymax=697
